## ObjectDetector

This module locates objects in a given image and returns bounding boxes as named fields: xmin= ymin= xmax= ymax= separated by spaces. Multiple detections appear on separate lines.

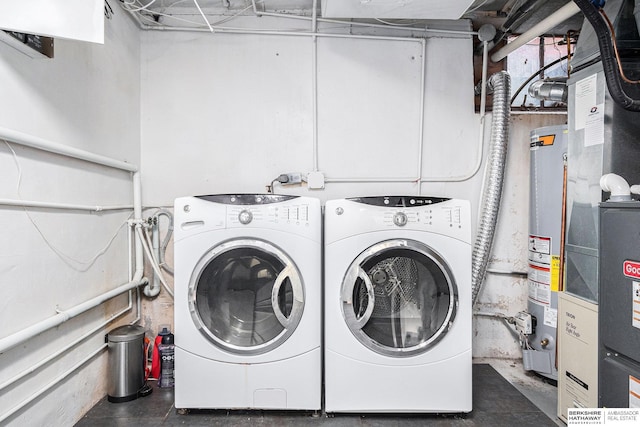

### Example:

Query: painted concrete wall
xmin=139 ymin=19 xmax=484 ymax=339
xmin=140 ymin=17 xmax=568 ymax=359
xmin=0 ymin=7 xmax=140 ymax=426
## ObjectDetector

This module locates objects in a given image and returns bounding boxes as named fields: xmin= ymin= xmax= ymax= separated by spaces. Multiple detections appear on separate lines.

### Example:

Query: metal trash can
xmin=107 ymin=325 xmax=146 ymax=403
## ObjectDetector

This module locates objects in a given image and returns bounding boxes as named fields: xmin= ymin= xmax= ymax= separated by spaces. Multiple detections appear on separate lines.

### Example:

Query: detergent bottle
xmin=158 ymin=331 xmax=175 ymax=388
xmin=151 ymin=326 xmax=170 ymax=380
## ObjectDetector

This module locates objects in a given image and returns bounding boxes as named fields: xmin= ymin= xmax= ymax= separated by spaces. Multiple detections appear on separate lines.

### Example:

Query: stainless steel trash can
xmin=107 ymin=325 xmax=146 ymax=403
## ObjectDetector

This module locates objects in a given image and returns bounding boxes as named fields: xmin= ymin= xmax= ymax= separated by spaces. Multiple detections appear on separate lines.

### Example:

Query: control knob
xmin=393 ymin=212 xmax=408 ymax=227
xmin=238 ymin=210 xmax=253 ymax=225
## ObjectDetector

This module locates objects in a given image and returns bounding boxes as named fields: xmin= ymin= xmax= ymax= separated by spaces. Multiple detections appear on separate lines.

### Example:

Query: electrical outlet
xmin=284 ymin=173 xmax=302 ymax=184
xmin=276 ymin=173 xmax=303 ymax=185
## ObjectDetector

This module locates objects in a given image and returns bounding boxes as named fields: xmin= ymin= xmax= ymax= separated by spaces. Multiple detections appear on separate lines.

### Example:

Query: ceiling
xmin=122 ymin=0 xmax=586 ymax=40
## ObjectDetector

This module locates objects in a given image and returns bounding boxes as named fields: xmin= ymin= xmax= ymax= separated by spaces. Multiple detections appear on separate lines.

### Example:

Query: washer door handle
xmin=342 ymin=266 xmax=375 ymax=330
xmin=271 ymin=265 xmax=304 ymax=328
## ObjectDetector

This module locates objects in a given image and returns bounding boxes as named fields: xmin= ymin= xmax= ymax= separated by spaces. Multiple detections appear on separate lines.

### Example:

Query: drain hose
xmin=472 ymin=71 xmax=511 ymax=305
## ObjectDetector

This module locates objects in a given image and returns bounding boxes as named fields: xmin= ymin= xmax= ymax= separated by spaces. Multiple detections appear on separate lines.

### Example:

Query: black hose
xmin=572 ymin=0 xmax=640 ymax=111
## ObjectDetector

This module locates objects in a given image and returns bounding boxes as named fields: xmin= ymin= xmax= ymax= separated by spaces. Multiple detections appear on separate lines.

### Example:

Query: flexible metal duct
xmin=472 ymin=70 xmax=511 ymax=305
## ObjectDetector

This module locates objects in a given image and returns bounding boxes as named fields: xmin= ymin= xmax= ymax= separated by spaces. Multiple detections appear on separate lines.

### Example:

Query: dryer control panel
xmin=326 ymin=197 xmax=471 ymax=245
xmin=175 ymin=194 xmax=321 ymax=243
xmin=381 ymin=205 xmax=464 ymax=229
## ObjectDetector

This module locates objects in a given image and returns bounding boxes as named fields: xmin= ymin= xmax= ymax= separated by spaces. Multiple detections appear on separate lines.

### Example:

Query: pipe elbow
xmin=142 ymin=280 xmax=160 ymax=298
xmin=600 ymin=173 xmax=632 ymax=201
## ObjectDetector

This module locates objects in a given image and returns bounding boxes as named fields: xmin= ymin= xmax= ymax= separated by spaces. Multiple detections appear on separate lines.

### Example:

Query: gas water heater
xmin=523 ymin=125 xmax=567 ymax=381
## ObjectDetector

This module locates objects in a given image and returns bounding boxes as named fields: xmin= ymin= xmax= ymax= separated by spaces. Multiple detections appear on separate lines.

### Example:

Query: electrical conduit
xmin=471 ymin=71 xmax=511 ymax=306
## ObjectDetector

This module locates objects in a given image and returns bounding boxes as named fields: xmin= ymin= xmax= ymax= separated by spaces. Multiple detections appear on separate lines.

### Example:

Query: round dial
xmin=393 ymin=212 xmax=408 ymax=227
xmin=238 ymin=210 xmax=253 ymax=225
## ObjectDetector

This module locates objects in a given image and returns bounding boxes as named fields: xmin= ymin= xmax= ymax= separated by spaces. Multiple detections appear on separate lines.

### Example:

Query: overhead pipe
xmin=471 ymin=71 xmax=511 ymax=305
xmin=572 ymin=0 xmax=640 ymax=111
xmin=121 ymin=0 xmax=469 ymax=42
xmin=248 ymin=0 xmax=477 ymax=37
xmin=490 ymin=2 xmax=581 ymax=62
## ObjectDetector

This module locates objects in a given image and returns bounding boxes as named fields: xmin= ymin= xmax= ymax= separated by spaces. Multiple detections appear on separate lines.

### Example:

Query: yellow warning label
xmin=551 ymin=255 xmax=560 ymax=292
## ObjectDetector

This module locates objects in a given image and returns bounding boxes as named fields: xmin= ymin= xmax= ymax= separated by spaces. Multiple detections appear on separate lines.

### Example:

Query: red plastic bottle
xmin=151 ymin=327 xmax=170 ymax=380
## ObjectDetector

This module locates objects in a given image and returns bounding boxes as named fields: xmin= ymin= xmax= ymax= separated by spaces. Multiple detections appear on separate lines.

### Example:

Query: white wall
xmin=140 ymin=18 xmax=562 ymax=360
xmin=0 ymin=7 xmax=140 ymax=426
xmin=140 ymin=20 xmax=481 ymax=205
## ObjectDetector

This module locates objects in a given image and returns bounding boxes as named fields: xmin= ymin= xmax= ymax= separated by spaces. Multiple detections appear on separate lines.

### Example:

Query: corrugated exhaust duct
xmin=472 ymin=71 xmax=511 ymax=305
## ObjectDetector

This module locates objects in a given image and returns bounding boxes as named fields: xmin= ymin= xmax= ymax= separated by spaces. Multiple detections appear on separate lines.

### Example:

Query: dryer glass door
xmin=189 ymin=239 xmax=305 ymax=355
xmin=341 ymin=239 xmax=458 ymax=357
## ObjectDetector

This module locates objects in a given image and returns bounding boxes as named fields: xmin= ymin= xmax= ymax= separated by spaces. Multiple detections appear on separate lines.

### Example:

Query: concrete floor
xmin=482 ymin=358 xmax=563 ymax=426
xmin=77 ymin=359 xmax=563 ymax=426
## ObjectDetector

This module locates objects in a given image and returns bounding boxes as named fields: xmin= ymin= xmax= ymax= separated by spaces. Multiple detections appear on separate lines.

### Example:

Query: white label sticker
xmin=584 ymin=103 xmax=605 ymax=147
xmin=544 ymin=306 xmax=558 ymax=328
xmin=574 ymin=74 xmax=597 ymax=131
xmin=529 ymin=262 xmax=551 ymax=285
xmin=529 ymin=279 xmax=551 ymax=305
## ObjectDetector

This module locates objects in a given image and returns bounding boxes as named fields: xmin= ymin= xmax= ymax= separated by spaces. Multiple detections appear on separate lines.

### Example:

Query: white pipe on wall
xmin=0 ymin=294 xmax=133 ymax=392
xmin=415 ymin=38 xmax=427 ymax=194
xmin=0 ymin=198 xmax=133 ymax=212
xmin=311 ymin=0 xmax=319 ymax=172
xmin=0 ymin=128 xmax=146 ymax=354
xmin=132 ymin=172 xmax=144 ymax=276
xmin=0 ymin=127 xmax=138 ymax=172
xmin=0 ymin=277 xmax=145 ymax=354
xmin=490 ymin=2 xmax=581 ymax=62
xmin=0 ymin=343 xmax=108 ymax=425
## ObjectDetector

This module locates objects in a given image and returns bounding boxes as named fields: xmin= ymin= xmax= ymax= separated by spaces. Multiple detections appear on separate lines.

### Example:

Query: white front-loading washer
xmin=324 ymin=196 xmax=472 ymax=413
xmin=173 ymin=194 xmax=321 ymax=411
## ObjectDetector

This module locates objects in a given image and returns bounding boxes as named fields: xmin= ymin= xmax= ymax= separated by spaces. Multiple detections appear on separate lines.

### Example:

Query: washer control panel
xmin=175 ymin=195 xmax=321 ymax=242
xmin=381 ymin=205 xmax=464 ymax=229
xmin=226 ymin=198 xmax=313 ymax=228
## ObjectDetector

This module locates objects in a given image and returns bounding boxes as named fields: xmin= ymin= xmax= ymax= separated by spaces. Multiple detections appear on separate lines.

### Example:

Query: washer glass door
xmin=341 ymin=239 xmax=457 ymax=357
xmin=189 ymin=239 xmax=305 ymax=355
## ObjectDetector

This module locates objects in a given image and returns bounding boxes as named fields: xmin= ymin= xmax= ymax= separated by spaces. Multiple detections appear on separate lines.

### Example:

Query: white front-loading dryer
xmin=173 ymin=194 xmax=321 ymax=411
xmin=324 ymin=196 xmax=472 ymax=413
